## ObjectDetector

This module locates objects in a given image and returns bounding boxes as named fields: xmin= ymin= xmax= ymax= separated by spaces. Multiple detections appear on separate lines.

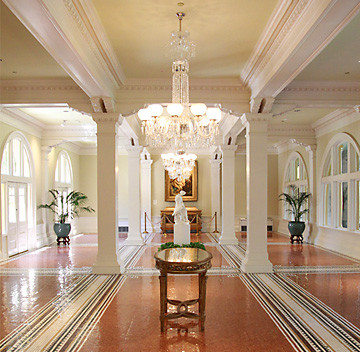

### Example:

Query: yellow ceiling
xmin=0 ymin=2 xmax=68 ymax=80
xmin=92 ymin=0 xmax=278 ymax=79
xmin=295 ymin=12 xmax=360 ymax=82
xmin=19 ymin=107 xmax=94 ymax=126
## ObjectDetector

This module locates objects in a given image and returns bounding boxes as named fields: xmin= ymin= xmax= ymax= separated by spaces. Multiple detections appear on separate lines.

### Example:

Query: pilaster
xmin=92 ymin=113 xmax=124 ymax=274
xmin=219 ymin=145 xmax=238 ymax=244
xmin=126 ymin=145 xmax=144 ymax=245
xmin=240 ymin=113 xmax=272 ymax=273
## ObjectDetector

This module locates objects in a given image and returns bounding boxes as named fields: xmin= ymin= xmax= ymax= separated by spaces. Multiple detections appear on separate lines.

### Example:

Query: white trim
xmin=312 ymin=109 xmax=360 ymax=137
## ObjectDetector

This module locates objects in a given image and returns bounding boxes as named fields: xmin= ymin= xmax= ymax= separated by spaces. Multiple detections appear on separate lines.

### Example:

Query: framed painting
xmin=165 ymin=161 xmax=198 ymax=202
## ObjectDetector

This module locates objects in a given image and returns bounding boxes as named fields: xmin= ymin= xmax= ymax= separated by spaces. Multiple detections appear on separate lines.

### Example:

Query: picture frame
xmin=165 ymin=161 xmax=198 ymax=202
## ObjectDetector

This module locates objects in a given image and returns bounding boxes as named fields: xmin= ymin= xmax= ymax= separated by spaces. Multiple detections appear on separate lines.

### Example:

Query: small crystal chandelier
xmin=138 ymin=13 xmax=222 ymax=150
xmin=161 ymin=151 xmax=197 ymax=182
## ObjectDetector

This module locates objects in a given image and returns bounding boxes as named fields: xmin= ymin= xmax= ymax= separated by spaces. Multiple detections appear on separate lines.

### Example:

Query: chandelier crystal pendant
xmin=138 ymin=12 xmax=222 ymax=150
xmin=161 ymin=151 xmax=197 ymax=182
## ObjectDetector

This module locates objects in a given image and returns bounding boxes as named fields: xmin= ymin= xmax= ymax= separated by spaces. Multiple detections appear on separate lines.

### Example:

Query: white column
xmin=241 ymin=113 xmax=272 ymax=273
xmin=306 ymin=145 xmax=317 ymax=242
xmin=210 ymin=155 xmax=222 ymax=232
xmin=220 ymin=145 xmax=238 ymax=244
xmin=141 ymin=152 xmax=153 ymax=232
xmin=92 ymin=113 xmax=123 ymax=274
xmin=41 ymin=146 xmax=52 ymax=241
xmin=125 ymin=146 xmax=144 ymax=245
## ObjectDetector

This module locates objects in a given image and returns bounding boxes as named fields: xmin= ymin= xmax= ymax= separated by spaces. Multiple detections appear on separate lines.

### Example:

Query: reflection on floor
xmin=1 ymin=232 xmax=360 ymax=351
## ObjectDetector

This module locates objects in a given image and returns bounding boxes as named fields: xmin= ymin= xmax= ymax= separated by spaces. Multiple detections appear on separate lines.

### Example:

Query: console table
xmin=154 ymin=248 xmax=213 ymax=331
xmin=160 ymin=207 xmax=202 ymax=234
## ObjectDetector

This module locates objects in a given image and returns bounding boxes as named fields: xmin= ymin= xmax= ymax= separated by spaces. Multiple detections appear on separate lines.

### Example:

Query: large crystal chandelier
xmin=138 ymin=12 xmax=221 ymax=150
xmin=161 ymin=151 xmax=197 ymax=182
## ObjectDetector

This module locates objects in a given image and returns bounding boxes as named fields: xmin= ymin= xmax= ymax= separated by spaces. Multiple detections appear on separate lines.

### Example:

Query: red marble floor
xmin=152 ymin=232 xmax=212 ymax=243
xmin=237 ymin=231 xmax=290 ymax=243
xmin=2 ymin=232 xmax=360 ymax=351
xmin=267 ymin=244 xmax=357 ymax=266
xmin=2 ymin=246 xmax=97 ymax=269
xmin=0 ymin=274 xmax=81 ymax=339
xmin=80 ymin=275 xmax=294 ymax=352
xmin=286 ymin=272 xmax=360 ymax=329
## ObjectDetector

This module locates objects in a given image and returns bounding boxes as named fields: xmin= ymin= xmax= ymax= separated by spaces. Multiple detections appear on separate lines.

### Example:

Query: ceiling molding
xmin=64 ymin=0 xmax=125 ymax=85
xmin=276 ymin=81 xmax=360 ymax=108
xmin=3 ymin=0 xmax=121 ymax=97
xmin=241 ymin=0 xmax=360 ymax=99
xmin=312 ymin=108 xmax=360 ymax=137
xmin=0 ymin=107 xmax=44 ymax=138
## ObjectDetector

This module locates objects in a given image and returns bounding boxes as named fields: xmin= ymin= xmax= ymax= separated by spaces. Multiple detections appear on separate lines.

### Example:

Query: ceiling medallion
xmin=138 ymin=12 xmax=222 ymax=152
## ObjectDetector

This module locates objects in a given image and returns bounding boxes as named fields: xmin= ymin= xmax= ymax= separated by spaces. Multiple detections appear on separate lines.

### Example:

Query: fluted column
xmin=210 ymin=155 xmax=222 ymax=232
xmin=126 ymin=146 xmax=144 ymax=245
xmin=92 ymin=113 xmax=123 ymax=274
xmin=141 ymin=151 xmax=153 ymax=233
xmin=241 ymin=113 xmax=272 ymax=273
xmin=220 ymin=145 xmax=238 ymax=244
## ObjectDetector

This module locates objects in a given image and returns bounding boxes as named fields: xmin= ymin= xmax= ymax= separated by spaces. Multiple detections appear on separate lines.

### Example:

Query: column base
xmin=241 ymin=256 xmax=273 ymax=273
xmin=124 ymin=237 xmax=145 ymax=245
xmin=219 ymin=234 xmax=238 ymax=245
xmin=92 ymin=262 xmax=124 ymax=274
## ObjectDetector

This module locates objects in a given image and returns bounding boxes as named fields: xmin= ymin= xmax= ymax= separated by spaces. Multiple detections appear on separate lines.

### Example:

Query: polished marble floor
xmin=1 ymin=232 xmax=360 ymax=351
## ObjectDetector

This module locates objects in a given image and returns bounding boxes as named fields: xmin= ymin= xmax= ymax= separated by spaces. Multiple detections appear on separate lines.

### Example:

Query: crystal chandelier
xmin=161 ymin=151 xmax=197 ymax=182
xmin=138 ymin=12 xmax=222 ymax=150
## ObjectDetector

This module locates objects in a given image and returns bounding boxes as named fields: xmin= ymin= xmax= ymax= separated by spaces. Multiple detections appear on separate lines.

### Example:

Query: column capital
xmin=141 ymin=159 xmax=153 ymax=168
xmin=220 ymin=144 xmax=237 ymax=156
xmin=92 ymin=112 xmax=122 ymax=125
xmin=305 ymin=144 xmax=317 ymax=154
xmin=241 ymin=113 xmax=271 ymax=125
xmin=126 ymin=145 xmax=144 ymax=157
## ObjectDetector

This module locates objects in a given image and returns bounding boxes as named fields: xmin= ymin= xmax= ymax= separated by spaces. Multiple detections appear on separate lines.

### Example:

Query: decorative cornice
xmin=312 ymin=108 xmax=360 ymax=137
xmin=63 ymin=0 xmax=125 ymax=86
xmin=241 ymin=0 xmax=309 ymax=85
xmin=283 ymin=81 xmax=360 ymax=93
xmin=0 ymin=79 xmax=82 ymax=92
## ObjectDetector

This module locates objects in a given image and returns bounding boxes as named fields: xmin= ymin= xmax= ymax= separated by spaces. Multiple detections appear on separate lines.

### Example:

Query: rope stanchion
xmin=213 ymin=211 xmax=220 ymax=234
xmin=143 ymin=212 xmax=149 ymax=234
xmin=143 ymin=212 xmax=165 ymax=235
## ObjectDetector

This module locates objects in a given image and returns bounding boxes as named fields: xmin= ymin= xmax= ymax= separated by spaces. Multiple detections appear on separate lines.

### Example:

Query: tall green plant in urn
xmin=38 ymin=189 xmax=95 ymax=241
xmin=279 ymin=185 xmax=311 ymax=244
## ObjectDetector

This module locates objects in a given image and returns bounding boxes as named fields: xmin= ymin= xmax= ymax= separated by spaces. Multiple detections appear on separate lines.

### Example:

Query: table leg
xmin=159 ymin=273 xmax=167 ymax=332
xmin=198 ymin=272 xmax=208 ymax=331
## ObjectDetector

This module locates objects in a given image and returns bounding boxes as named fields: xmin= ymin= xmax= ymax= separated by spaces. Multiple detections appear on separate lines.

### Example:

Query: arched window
xmin=320 ymin=133 xmax=360 ymax=231
xmin=1 ymin=132 xmax=35 ymax=256
xmin=283 ymin=152 xmax=309 ymax=220
xmin=54 ymin=151 xmax=73 ymax=220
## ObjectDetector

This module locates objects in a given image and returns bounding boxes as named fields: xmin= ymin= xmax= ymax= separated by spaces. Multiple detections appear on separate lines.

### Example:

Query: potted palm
xmin=279 ymin=185 xmax=311 ymax=244
xmin=38 ymin=189 xmax=95 ymax=244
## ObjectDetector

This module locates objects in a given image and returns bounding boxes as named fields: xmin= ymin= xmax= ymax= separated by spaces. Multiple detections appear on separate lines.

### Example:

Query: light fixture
xmin=138 ymin=12 xmax=221 ymax=150
xmin=161 ymin=150 xmax=197 ymax=181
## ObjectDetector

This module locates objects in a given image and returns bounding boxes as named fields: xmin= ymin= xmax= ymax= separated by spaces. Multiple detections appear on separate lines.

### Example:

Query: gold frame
xmin=165 ymin=161 xmax=198 ymax=202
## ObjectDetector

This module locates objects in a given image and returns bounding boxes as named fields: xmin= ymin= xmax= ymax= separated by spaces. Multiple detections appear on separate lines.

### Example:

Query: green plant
xmin=38 ymin=189 xmax=95 ymax=224
xmin=279 ymin=185 xmax=311 ymax=222
xmin=158 ymin=241 xmax=206 ymax=252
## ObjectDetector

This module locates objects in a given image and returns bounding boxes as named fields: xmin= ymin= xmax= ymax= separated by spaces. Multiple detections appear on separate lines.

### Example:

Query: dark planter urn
xmin=288 ymin=221 xmax=305 ymax=244
xmin=54 ymin=223 xmax=71 ymax=245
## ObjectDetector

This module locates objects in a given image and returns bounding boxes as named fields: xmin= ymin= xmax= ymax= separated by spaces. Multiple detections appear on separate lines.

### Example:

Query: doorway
xmin=7 ymin=182 xmax=28 ymax=256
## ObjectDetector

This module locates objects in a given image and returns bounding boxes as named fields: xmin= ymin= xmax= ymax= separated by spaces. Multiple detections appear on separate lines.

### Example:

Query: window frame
xmin=320 ymin=133 xmax=360 ymax=232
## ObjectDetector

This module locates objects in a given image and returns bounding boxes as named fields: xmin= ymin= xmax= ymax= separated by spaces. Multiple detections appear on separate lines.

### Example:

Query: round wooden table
xmin=154 ymin=248 xmax=213 ymax=332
